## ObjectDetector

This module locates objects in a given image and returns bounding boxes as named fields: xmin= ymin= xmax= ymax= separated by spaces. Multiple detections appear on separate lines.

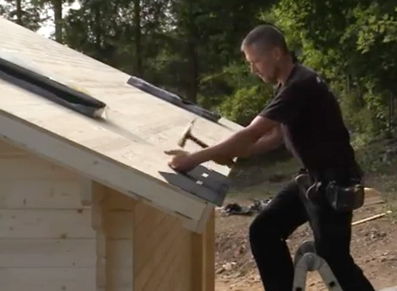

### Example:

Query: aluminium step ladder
xmin=292 ymin=240 xmax=342 ymax=291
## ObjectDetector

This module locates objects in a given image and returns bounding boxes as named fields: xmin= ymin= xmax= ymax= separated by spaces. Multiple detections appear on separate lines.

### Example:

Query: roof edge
xmin=0 ymin=108 xmax=207 ymax=223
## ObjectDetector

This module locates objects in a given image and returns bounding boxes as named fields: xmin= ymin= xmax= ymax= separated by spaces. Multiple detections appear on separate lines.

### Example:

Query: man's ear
xmin=272 ymin=47 xmax=282 ymax=61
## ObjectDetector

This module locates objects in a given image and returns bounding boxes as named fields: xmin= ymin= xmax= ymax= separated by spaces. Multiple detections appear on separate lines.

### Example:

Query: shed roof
xmin=0 ymin=18 xmax=243 ymax=232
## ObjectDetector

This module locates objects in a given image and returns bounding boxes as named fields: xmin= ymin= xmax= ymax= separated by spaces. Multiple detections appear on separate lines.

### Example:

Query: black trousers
xmin=249 ymin=179 xmax=375 ymax=291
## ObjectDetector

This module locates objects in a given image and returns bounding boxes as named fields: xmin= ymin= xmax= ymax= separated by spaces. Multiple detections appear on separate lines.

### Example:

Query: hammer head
xmin=178 ymin=119 xmax=196 ymax=148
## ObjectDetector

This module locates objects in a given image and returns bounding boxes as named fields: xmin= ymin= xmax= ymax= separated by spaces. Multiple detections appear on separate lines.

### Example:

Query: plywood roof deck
xmin=0 ymin=17 xmax=243 ymax=231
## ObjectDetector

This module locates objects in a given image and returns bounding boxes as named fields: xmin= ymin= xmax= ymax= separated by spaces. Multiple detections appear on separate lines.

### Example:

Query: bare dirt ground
xmin=215 ymin=165 xmax=397 ymax=291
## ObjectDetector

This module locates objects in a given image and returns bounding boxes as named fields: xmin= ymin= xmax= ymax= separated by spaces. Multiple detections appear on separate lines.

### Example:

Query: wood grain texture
xmin=133 ymin=200 xmax=193 ymax=291
xmin=0 ymin=178 xmax=90 ymax=209
xmin=0 ymin=33 xmax=225 ymax=288
xmin=91 ymin=182 xmax=107 ymax=291
xmin=0 ymin=18 xmax=240 ymax=229
xmin=190 ymin=209 xmax=215 ymax=291
xmin=0 ymin=268 xmax=96 ymax=291
xmin=0 ymin=209 xmax=95 ymax=239
xmin=0 ymin=239 xmax=96 ymax=268
xmin=205 ymin=209 xmax=216 ymax=291
xmin=0 ymin=144 xmax=97 ymax=291
xmin=0 ymin=103 xmax=206 ymax=225
xmin=103 ymin=190 xmax=134 ymax=291
xmin=0 ymin=18 xmax=241 ymax=156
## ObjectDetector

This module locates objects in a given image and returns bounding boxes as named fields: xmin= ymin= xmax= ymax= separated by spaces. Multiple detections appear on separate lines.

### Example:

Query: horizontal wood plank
xmin=0 ymin=103 xmax=206 ymax=225
xmin=0 ymin=239 xmax=96 ymax=268
xmin=0 ymin=209 xmax=95 ymax=238
xmin=0 ymin=157 xmax=78 ymax=180
xmin=0 ymin=268 xmax=95 ymax=291
xmin=0 ymin=18 xmax=239 ymax=231
xmin=0 ymin=179 xmax=87 ymax=209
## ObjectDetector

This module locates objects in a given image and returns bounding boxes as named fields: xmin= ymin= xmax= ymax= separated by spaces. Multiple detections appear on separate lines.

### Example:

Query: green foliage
xmin=7 ymin=0 xmax=397 ymax=161
xmin=199 ymin=61 xmax=274 ymax=125
xmin=219 ymin=85 xmax=272 ymax=126
xmin=0 ymin=0 xmax=46 ymax=31
xmin=266 ymin=0 xmax=397 ymax=139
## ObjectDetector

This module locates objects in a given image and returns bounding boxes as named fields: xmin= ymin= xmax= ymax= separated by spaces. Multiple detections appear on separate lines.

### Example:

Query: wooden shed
xmin=0 ymin=17 xmax=242 ymax=291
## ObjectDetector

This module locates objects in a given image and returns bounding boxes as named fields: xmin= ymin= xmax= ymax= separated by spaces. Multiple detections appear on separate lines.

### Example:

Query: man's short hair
xmin=241 ymin=24 xmax=289 ymax=53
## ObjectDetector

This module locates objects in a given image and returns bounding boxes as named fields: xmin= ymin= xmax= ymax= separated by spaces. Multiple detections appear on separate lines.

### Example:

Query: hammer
xmin=177 ymin=118 xmax=209 ymax=148
xmin=177 ymin=118 xmax=236 ymax=168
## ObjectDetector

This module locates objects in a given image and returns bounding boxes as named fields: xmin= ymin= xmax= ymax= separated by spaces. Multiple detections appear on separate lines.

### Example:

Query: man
xmin=165 ymin=25 xmax=375 ymax=291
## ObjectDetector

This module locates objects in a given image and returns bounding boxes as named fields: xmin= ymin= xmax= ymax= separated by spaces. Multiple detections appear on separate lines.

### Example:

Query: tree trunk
xmin=186 ymin=3 xmax=199 ymax=103
xmin=94 ymin=3 xmax=102 ymax=55
xmin=52 ymin=0 xmax=63 ymax=43
xmin=187 ymin=38 xmax=199 ymax=103
xmin=16 ymin=0 xmax=22 ymax=25
xmin=134 ymin=0 xmax=143 ymax=77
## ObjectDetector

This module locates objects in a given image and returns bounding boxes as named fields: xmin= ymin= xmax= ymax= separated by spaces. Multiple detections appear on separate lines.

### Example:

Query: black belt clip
xmin=295 ymin=173 xmax=321 ymax=203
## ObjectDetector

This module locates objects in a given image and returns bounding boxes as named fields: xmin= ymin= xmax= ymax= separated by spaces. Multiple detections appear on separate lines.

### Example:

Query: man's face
xmin=243 ymin=44 xmax=280 ymax=84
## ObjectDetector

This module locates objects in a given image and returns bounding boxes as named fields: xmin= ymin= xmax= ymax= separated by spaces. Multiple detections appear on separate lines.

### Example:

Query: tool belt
xmin=324 ymin=180 xmax=365 ymax=211
xmin=295 ymin=168 xmax=365 ymax=212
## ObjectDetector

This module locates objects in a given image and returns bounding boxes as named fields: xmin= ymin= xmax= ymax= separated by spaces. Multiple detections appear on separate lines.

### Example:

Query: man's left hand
xmin=164 ymin=149 xmax=201 ymax=172
xmin=165 ymin=149 xmax=235 ymax=172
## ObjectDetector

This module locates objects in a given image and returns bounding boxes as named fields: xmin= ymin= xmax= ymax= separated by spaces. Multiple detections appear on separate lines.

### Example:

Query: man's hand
xmin=165 ymin=115 xmax=279 ymax=172
xmin=164 ymin=149 xmax=201 ymax=172
xmin=164 ymin=149 xmax=234 ymax=172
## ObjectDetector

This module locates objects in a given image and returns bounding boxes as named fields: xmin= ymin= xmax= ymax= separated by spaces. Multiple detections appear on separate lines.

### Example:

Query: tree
xmin=266 ymin=0 xmax=397 ymax=134
xmin=1 ymin=0 xmax=45 ymax=31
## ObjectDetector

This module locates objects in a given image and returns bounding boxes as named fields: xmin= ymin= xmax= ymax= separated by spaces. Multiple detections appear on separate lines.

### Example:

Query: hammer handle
xmin=190 ymin=135 xmax=209 ymax=148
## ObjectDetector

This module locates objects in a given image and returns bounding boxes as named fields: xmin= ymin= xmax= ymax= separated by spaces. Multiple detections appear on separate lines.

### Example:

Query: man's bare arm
xmin=190 ymin=115 xmax=279 ymax=164
xmin=244 ymin=125 xmax=283 ymax=157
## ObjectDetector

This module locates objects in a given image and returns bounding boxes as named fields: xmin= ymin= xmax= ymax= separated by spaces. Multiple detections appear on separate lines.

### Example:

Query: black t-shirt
xmin=260 ymin=64 xmax=358 ymax=175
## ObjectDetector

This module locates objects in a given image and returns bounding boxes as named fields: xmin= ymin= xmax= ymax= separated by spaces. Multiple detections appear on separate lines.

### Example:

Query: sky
xmin=0 ymin=0 xmax=81 ymax=38
xmin=37 ymin=1 xmax=81 ymax=38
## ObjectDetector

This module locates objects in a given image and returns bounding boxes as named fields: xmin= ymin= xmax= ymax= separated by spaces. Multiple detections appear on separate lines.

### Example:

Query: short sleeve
xmin=259 ymin=81 xmax=307 ymax=125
